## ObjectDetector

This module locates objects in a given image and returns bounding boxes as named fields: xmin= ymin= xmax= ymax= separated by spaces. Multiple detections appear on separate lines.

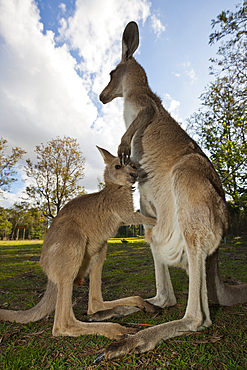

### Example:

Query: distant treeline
xmin=0 ymin=203 xmax=146 ymax=241
xmin=1 ymin=200 xmax=246 ymax=241
xmin=0 ymin=204 xmax=48 ymax=240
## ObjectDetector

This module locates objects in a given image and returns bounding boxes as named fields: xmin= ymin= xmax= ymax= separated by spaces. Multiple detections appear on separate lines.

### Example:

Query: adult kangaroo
xmin=96 ymin=21 xmax=247 ymax=361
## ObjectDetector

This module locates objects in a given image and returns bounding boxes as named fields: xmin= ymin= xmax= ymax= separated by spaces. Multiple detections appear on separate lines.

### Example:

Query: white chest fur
xmin=123 ymin=100 xmax=139 ymax=129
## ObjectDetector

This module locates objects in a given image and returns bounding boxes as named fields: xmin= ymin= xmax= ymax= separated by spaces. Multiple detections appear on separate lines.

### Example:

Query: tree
xmin=25 ymin=136 xmax=86 ymax=220
xmin=209 ymin=1 xmax=247 ymax=46
xmin=24 ymin=206 xmax=48 ymax=239
xmin=97 ymin=177 xmax=105 ymax=190
xmin=188 ymin=75 xmax=247 ymax=202
xmin=188 ymin=1 xmax=247 ymax=199
xmin=7 ymin=203 xmax=26 ymax=240
xmin=1 ymin=203 xmax=48 ymax=240
xmin=0 ymin=207 xmax=12 ymax=239
xmin=0 ymin=138 xmax=26 ymax=196
xmin=187 ymin=2 xmax=247 ymax=234
xmin=209 ymin=1 xmax=247 ymax=75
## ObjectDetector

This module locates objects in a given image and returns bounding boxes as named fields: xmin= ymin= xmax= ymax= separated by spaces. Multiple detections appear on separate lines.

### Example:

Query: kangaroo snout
xmin=99 ymin=91 xmax=111 ymax=104
xmin=129 ymin=172 xmax=138 ymax=184
xmin=99 ymin=91 xmax=107 ymax=104
xmin=130 ymin=172 xmax=138 ymax=180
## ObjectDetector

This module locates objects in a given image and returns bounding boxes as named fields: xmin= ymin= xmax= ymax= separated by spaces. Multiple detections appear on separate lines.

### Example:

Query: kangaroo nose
xmin=99 ymin=92 xmax=106 ymax=104
xmin=130 ymin=172 xmax=138 ymax=179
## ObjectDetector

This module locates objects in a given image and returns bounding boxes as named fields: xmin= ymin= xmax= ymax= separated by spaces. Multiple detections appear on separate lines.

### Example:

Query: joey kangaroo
xmin=96 ymin=21 xmax=247 ymax=361
xmin=0 ymin=147 xmax=156 ymax=340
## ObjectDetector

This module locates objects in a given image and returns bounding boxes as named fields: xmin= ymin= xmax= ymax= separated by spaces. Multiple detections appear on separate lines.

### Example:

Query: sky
xmin=0 ymin=0 xmax=238 ymax=209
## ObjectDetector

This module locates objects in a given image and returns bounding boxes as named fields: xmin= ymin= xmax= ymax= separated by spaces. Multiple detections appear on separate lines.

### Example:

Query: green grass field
xmin=0 ymin=237 xmax=246 ymax=369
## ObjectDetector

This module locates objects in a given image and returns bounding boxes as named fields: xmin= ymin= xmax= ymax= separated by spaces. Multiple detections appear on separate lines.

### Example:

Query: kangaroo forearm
xmin=141 ymin=215 xmax=157 ymax=225
xmin=121 ymin=212 xmax=156 ymax=226
xmin=118 ymin=106 xmax=155 ymax=162
xmin=121 ymin=106 xmax=155 ymax=146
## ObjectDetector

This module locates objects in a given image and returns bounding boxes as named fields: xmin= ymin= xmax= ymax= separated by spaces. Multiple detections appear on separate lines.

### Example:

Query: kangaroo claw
xmin=93 ymin=350 xmax=105 ymax=364
xmin=93 ymin=334 xmax=130 ymax=364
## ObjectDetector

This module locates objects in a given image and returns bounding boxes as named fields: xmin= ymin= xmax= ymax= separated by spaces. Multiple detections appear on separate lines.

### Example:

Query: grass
xmin=0 ymin=236 xmax=246 ymax=369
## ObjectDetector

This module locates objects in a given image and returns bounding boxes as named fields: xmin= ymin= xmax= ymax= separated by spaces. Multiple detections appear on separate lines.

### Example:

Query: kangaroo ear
xmin=97 ymin=146 xmax=116 ymax=165
xmin=122 ymin=21 xmax=139 ymax=61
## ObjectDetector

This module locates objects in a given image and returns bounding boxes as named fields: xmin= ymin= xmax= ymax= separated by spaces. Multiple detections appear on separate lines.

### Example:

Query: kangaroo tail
xmin=0 ymin=280 xmax=57 ymax=323
xmin=206 ymin=249 xmax=247 ymax=306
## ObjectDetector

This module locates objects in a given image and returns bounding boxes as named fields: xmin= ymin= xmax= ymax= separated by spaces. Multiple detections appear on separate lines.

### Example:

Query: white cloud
xmin=182 ymin=61 xmax=197 ymax=83
xmin=58 ymin=0 xmax=151 ymax=91
xmin=0 ymin=191 xmax=23 ymax=208
xmin=59 ymin=3 xmax=66 ymax=13
xmin=150 ymin=14 xmax=165 ymax=36
xmin=0 ymin=0 xmax=154 ymax=208
xmin=0 ymin=0 xmax=97 ymax=149
xmin=186 ymin=68 xmax=197 ymax=82
xmin=169 ymin=99 xmax=180 ymax=114
xmin=163 ymin=94 xmax=182 ymax=123
xmin=0 ymin=167 xmax=30 ymax=208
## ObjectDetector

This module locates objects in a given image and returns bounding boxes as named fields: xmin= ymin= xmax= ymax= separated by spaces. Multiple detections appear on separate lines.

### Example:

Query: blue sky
xmin=0 ymin=0 xmax=238 ymax=208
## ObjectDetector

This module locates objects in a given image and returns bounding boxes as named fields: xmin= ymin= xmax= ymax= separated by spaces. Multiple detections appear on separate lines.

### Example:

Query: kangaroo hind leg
xmin=94 ymin=233 xmax=211 ymax=362
xmin=88 ymin=242 xmax=158 ymax=322
xmin=52 ymin=229 xmax=86 ymax=336
xmin=50 ymin=232 xmax=138 ymax=339
xmin=183 ymin=235 xmax=211 ymax=330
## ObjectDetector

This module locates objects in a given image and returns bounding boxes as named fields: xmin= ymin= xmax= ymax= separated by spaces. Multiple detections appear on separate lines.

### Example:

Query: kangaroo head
xmin=99 ymin=21 xmax=140 ymax=104
xmin=97 ymin=146 xmax=138 ymax=186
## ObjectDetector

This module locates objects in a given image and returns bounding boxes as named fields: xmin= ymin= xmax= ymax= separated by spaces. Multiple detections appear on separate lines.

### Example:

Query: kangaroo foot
xmin=93 ymin=334 xmax=143 ymax=363
xmin=89 ymin=305 xmax=140 ymax=321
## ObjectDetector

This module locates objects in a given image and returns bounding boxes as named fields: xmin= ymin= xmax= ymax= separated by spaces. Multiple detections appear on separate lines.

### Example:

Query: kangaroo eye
xmin=115 ymin=165 xmax=121 ymax=169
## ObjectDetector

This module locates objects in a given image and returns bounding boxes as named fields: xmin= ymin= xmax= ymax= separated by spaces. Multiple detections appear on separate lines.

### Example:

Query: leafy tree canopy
xmin=0 ymin=138 xmax=26 ymax=196
xmin=188 ymin=1 xmax=247 ymax=209
xmin=25 ymin=136 xmax=86 ymax=220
